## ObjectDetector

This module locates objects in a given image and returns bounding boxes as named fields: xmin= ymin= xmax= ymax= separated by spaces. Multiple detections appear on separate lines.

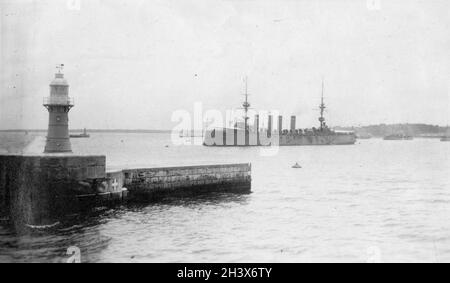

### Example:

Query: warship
xmin=203 ymin=80 xmax=356 ymax=146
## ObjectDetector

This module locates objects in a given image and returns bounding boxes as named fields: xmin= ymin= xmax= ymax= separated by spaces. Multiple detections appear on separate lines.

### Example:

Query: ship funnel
xmin=278 ymin=116 xmax=283 ymax=134
xmin=268 ymin=115 xmax=273 ymax=137
xmin=254 ymin=114 xmax=260 ymax=146
xmin=290 ymin=116 xmax=296 ymax=131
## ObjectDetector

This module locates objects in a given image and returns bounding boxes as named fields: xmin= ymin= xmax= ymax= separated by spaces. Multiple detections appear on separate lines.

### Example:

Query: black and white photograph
xmin=0 ymin=0 xmax=449 ymax=266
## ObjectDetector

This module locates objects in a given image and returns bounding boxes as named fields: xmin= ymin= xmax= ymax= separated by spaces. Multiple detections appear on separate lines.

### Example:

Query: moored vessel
xmin=383 ymin=134 xmax=413 ymax=140
xmin=203 ymin=79 xmax=356 ymax=146
xmin=356 ymin=133 xmax=372 ymax=139
xmin=70 ymin=128 xmax=90 ymax=138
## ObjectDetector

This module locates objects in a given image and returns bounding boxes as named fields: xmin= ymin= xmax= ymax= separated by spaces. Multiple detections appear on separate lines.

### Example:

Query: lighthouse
xmin=43 ymin=65 xmax=74 ymax=153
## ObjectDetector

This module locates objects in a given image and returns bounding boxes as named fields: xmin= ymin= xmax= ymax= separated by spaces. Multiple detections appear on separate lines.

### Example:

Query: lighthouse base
xmin=44 ymin=138 xmax=72 ymax=153
xmin=0 ymin=154 xmax=105 ymax=232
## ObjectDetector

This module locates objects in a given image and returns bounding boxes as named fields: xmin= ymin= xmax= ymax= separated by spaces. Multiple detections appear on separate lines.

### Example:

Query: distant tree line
xmin=335 ymin=124 xmax=449 ymax=137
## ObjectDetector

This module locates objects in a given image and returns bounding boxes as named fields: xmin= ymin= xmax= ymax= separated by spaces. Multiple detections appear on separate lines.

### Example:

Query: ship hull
xmin=383 ymin=137 xmax=413 ymax=140
xmin=70 ymin=134 xmax=90 ymax=138
xmin=279 ymin=133 xmax=356 ymax=146
xmin=203 ymin=129 xmax=356 ymax=146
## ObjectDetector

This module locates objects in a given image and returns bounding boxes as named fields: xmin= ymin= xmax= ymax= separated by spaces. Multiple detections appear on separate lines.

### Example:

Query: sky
xmin=0 ymin=0 xmax=449 ymax=130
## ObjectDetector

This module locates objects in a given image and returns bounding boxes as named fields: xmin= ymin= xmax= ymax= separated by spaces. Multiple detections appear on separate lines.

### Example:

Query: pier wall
xmin=0 ymin=154 xmax=106 ymax=228
xmin=0 ymin=154 xmax=251 ymax=229
xmin=120 ymin=163 xmax=251 ymax=200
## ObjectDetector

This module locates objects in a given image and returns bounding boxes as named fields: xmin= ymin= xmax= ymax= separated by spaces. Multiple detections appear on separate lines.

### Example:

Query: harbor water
xmin=1 ymin=132 xmax=449 ymax=262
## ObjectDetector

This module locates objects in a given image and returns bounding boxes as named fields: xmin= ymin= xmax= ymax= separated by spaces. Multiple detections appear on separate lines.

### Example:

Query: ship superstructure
xmin=203 ymin=79 xmax=356 ymax=146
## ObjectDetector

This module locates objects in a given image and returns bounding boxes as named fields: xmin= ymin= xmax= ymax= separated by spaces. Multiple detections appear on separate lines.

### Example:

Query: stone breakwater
xmin=120 ymin=163 xmax=251 ymax=200
xmin=0 ymin=154 xmax=251 ymax=231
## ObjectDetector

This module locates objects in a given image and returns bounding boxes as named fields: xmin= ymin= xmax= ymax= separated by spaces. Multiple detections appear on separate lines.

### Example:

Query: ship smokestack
xmin=255 ymin=114 xmax=260 ymax=145
xmin=290 ymin=116 xmax=296 ymax=132
xmin=278 ymin=116 xmax=283 ymax=134
xmin=268 ymin=115 xmax=273 ymax=137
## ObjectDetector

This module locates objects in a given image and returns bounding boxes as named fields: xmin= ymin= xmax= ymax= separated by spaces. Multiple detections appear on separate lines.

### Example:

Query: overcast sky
xmin=1 ymin=0 xmax=449 ymax=130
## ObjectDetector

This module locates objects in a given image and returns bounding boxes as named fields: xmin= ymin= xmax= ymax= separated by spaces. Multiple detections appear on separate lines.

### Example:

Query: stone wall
xmin=120 ymin=163 xmax=251 ymax=199
xmin=0 ymin=155 xmax=251 ymax=230
xmin=0 ymin=154 xmax=106 ymax=229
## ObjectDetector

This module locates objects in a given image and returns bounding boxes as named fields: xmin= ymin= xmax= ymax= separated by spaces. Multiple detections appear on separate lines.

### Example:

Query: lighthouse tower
xmin=43 ymin=65 xmax=74 ymax=153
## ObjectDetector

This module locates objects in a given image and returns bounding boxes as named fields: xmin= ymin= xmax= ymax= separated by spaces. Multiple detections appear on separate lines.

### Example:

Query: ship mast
xmin=242 ymin=77 xmax=251 ymax=131
xmin=319 ymin=78 xmax=326 ymax=131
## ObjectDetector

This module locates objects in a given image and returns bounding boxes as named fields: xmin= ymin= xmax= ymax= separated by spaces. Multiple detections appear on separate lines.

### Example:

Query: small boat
xmin=70 ymin=128 xmax=90 ymax=138
xmin=383 ymin=134 xmax=413 ymax=140
xmin=441 ymin=136 xmax=450 ymax=142
xmin=292 ymin=162 xmax=302 ymax=169
xmin=356 ymin=133 xmax=371 ymax=139
xmin=179 ymin=129 xmax=203 ymax=138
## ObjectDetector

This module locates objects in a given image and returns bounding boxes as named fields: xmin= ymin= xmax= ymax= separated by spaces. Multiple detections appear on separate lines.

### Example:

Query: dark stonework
xmin=0 ymin=154 xmax=106 ymax=230
xmin=122 ymin=164 xmax=252 ymax=201
xmin=0 ymin=155 xmax=251 ymax=231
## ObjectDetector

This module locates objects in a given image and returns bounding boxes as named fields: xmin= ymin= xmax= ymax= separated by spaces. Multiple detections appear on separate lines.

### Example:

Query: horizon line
xmin=0 ymin=123 xmax=448 ymax=132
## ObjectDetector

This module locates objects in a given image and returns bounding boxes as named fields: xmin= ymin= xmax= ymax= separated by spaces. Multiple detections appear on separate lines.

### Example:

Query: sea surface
xmin=0 ymin=132 xmax=449 ymax=262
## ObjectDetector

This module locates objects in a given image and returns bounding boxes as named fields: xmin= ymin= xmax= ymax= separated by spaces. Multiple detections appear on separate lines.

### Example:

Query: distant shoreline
xmin=1 ymin=123 xmax=448 ymax=136
xmin=0 ymin=129 xmax=171 ymax=134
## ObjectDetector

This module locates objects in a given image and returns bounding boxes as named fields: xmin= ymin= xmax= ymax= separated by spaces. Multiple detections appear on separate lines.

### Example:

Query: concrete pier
xmin=0 ymin=154 xmax=106 ymax=228
xmin=0 ymin=154 xmax=251 ymax=229
xmin=120 ymin=163 xmax=251 ymax=201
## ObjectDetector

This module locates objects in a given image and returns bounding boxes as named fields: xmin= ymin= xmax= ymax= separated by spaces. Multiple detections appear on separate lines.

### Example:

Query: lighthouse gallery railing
xmin=43 ymin=97 xmax=74 ymax=106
